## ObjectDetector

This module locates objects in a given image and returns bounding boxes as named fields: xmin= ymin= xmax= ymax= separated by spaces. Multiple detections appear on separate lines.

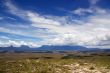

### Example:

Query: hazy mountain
xmin=37 ymin=45 xmax=99 ymax=51
xmin=0 ymin=45 xmax=103 ymax=52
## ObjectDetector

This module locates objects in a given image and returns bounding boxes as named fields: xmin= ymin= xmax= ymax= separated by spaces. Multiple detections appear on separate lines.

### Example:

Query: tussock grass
xmin=0 ymin=53 xmax=110 ymax=73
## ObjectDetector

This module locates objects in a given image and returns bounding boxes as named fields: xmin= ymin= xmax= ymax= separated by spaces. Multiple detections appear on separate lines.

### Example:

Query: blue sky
xmin=0 ymin=0 xmax=110 ymax=48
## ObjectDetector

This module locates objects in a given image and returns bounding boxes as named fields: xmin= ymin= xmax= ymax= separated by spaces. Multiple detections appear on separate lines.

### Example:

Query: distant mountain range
xmin=0 ymin=45 xmax=110 ymax=52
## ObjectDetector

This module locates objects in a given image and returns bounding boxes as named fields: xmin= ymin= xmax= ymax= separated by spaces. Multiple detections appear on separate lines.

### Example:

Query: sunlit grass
xmin=0 ymin=54 xmax=110 ymax=73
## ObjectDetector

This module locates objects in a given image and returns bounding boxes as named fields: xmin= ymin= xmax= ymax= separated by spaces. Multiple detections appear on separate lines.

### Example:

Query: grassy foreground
xmin=0 ymin=53 xmax=110 ymax=73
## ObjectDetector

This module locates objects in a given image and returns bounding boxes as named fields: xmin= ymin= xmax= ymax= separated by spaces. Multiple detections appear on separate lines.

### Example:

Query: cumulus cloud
xmin=39 ymin=12 xmax=110 ymax=48
xmin=0 ymin=40 xmax=41 ymax=48
xmin=30 ymin=12 xmax=110 ymax=48
xmin=0 ymin=0 xmax=110 ymax=48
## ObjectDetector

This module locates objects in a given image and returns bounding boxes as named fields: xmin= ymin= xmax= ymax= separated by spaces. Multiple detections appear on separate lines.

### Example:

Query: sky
xmin=0 ymin=0 xmax=110 ymax=48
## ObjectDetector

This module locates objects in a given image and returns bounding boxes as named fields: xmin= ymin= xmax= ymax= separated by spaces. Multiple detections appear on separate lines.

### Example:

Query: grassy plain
xmin=0 ymin=52 xmax=110 ymax=73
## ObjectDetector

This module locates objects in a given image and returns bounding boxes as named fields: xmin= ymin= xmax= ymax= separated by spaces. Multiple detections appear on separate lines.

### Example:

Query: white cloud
xmin=43 ymin=13 xmax=110 ymax=48
xmin=0 ymin=40 xmax=41 ymax=48
xmin=0 ymin=36 xmax=9 ymax=39
xmin=73 ymin=8 xmax=93 ymax=15
xmin=90 ymin=0 xmax=99 ymax=5
xmin=0 ymin=27 xmax=35 ymax=38
xmin=5 ymin=0 xmax=27 ymax=19
xmin=1 ymin=0 xmax=110 ymax=49
xmin=7 ymin=17 xmax=16 ymax=20
xmin=0 ymin=25 xmax=52 ymax=39
xmin=72 ymin=0 xmax=107 ymax=16
xmin=0 ymin=17 xmax=4 ymax=20
xmin=73 ymin=7 xmax=108 ymax=15
xmin=27 ymin=12 xmax=61 ymax=26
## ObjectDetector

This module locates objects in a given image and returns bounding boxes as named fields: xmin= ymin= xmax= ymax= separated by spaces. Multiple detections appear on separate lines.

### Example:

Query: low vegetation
xmin=0 ymin=52 xmax=110 ymax=73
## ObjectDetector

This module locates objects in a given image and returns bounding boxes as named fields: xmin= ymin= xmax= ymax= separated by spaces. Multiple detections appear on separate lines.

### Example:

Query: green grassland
xmin=0 ymin=53 xmax=110 ymax=73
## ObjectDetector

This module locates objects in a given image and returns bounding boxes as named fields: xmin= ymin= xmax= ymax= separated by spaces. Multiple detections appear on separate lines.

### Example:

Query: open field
xmin=0 ymin=52 xmax=110 ymax=73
